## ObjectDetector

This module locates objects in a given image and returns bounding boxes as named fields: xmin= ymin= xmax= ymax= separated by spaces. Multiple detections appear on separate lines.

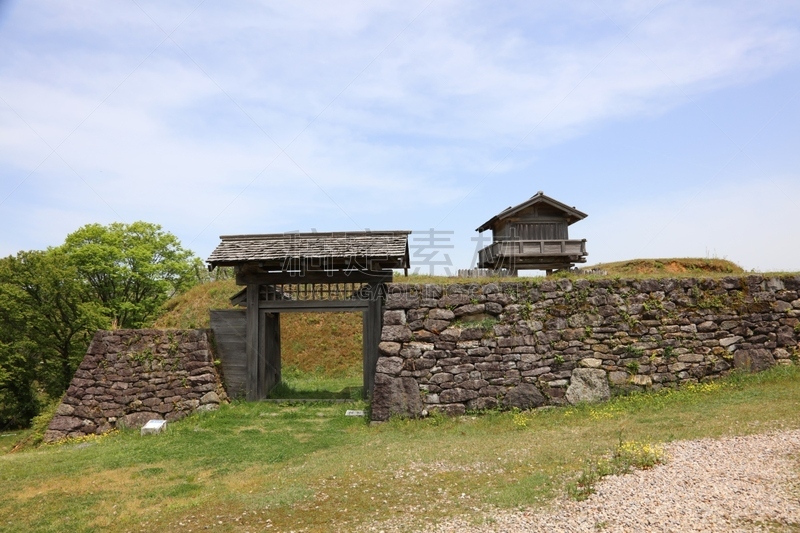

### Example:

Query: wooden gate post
xmin=363 ymin=282 xmax=384 ymax=398
xmin=246 ymin=283 xmax=260 ymax=401
xmin=264 ymin=312 xmax=281 ymax=395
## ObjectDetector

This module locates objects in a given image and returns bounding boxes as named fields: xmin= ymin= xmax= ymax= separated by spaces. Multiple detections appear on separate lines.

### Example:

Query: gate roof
xmin=207 ymin=231 xmax=410 ymax=271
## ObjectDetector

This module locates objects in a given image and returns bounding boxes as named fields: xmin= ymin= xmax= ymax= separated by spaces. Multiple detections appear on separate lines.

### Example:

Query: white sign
xmin=141 ymin=419 xmax=167 ymax=435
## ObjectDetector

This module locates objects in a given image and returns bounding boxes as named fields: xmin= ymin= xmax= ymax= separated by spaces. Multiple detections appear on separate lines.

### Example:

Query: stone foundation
xmin=371 ymin=275 xmax=800 ymax=420
xmin=45 ymin=329 xmax=227 ymax=442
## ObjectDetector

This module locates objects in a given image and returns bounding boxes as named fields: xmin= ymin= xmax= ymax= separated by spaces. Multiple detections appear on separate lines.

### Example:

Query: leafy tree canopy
xmin=61 ymin=221 xmax=202 ymax=329
xmin=0 ymin=221 xmax=202 ymax=428
xmin=0 ymin=250 xmax=107 ymax=427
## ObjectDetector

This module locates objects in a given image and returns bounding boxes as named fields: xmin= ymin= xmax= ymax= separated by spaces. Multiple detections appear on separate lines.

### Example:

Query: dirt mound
xmin=154 ymin=280 xmax=362 ymax=376
xmin=154 ymin=279 xmax=239 ymax=329
xmin=584 ymin=258 xmax=744 ymax=277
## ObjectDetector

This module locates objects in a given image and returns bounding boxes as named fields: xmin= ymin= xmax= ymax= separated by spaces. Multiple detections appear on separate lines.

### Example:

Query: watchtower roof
xmin=476 ymin=191 xmax=587 ymax=232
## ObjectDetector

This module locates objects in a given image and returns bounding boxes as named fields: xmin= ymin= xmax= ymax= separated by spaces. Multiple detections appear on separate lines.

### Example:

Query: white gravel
xmin=407 ymin=430 xmax=800 ymax=532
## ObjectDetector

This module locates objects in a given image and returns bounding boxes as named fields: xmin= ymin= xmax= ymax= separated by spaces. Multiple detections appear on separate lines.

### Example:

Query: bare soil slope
xmin=154 ymin=280 xmax=362 ymax=376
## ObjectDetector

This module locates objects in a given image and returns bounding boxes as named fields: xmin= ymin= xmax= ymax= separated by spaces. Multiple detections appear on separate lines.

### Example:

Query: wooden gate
xmin=210 ymin=283 xmax=385 ymax=400
xmin=205 ymin=230 xmax=410 ymax=401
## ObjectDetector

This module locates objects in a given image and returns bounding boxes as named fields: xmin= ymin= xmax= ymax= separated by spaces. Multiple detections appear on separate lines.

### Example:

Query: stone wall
xmin=45 ymin=329 xmax=227 ymax=442
xmin=371 ymin=275 xmax=800 ymax=420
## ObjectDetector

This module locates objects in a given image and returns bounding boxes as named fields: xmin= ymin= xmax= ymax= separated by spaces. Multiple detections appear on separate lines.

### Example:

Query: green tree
xmin=62 ymin=221 xmax=202 ymax=328
xmin=0 ymin=222 xmax=201 ymax=427
xmin=0 ymin=335 xmax=39 ymax=428
xmin=0 ymin=250 xmax=106 ymax=427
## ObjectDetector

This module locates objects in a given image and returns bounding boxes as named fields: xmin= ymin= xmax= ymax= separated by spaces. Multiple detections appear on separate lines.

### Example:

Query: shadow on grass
xmin=267 ymin=366 xmax=364 ymax=400
xmin=267 ymin=381 xmax=363 ymax=400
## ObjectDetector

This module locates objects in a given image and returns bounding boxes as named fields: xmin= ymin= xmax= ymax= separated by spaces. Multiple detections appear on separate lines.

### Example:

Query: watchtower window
xmin=512 ymin=222 xmax=568 ymax=240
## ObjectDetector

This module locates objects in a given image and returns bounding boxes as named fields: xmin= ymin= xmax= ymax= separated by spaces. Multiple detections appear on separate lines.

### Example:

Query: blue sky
xmin=1 ymin=0 xmax=799 ymax=274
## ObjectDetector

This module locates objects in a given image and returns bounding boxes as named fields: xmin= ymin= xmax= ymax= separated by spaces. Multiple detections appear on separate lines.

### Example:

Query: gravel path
xmin=387 ymin=430 xmax=800 ymax=533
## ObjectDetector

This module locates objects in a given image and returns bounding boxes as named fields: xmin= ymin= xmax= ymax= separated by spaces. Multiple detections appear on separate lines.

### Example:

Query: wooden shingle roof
xmin=207 ymin=231 xmax=411 ymax=270
xmin=476 ymin=191 xmax=587 ymax=232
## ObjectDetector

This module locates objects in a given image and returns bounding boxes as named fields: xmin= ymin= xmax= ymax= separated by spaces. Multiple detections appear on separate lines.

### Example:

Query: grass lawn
xmin=0 ymin=430 xmax=29 ymax=455
xmin=268 ymin=366 xmax=363 ymax=400
xmin=2 ymin=366 xmax=799 ymax=533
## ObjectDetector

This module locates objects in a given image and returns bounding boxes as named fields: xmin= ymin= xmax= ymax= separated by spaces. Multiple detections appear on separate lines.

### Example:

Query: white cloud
xmin=583 ymin=175 xmax=800 ymax=272
xmin=0 ymin=0 xmax=799 ymax=269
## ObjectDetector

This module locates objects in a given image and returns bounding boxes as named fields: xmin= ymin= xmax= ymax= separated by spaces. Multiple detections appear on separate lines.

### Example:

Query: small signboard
xmin=141 ymin=419 xmax=167 ymax=435
xmin=345 ymin=410 xmax=365 ymax=417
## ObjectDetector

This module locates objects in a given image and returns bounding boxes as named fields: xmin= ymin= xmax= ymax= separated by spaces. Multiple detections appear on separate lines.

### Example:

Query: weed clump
xmin=8 ymin=398 xmax=60 ymax=452
xmin=568 ymin=438 xmax=666 ymax=500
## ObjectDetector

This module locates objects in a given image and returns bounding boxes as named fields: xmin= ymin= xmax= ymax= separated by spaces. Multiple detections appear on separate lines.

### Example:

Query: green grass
xmin=268 ymin=366 xmax=363 ymax=400
xmin=0 ymin=430 xmax=29 ymax=454
xmin=154 ymin=279 xmax=239 ymax=329
xmin=403 ymin=273 xmax=522 ymax=285
xmin=2 ymin=366 xmax=800 ymax=532
xmin=583 ymin=257 xmax=745 ymax=277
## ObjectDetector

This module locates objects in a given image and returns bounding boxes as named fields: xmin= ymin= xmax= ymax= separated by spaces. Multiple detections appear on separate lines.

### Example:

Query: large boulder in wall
xmin=566 ymin=368 xmax=611 ymax=405
xmin=371 ymin=373 xmax=423 ymax=421
xmin=502 ymin=383 xmax=546 ymax=410
xmin=733 ymin=349 xmax=775 ymax=373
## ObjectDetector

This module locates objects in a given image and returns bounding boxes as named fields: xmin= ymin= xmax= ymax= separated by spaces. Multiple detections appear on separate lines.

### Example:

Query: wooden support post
xmin=362 ymin=309 xmax=369 ymax=399
xmin=264 ymin=312 xmax=281 ymax=395
xmin=245 ymin=283 xmax=260 ymax=401
xmin=257 ymin=312 xmax=264 ymax=400
xmin=363 ymin=283 xmax=384 ymax=399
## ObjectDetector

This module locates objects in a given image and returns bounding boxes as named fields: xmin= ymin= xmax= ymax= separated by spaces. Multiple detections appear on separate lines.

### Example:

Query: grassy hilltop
xmin=585 ymin=257 xmax=745 ymax=276
xmin=2 ymin=258 xmax=799 ymax=531
xmin=154 ymin=279 xmax=363 ymax=382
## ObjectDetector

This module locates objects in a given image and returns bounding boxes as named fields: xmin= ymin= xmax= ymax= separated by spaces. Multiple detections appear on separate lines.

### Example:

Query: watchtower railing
xmin=478 ymin=239 xmax=587 ymax=266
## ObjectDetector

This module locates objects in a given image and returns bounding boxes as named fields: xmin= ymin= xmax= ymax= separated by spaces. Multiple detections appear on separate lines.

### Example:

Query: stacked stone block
xmin=371 ymin=276 xmax=800 ymax=420
xmin=45 ymin=329 xmax=226 ymax=442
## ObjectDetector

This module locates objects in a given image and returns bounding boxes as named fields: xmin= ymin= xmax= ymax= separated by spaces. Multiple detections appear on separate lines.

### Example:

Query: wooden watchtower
xmin=475 ymin=191 xmax=588 ymax=274
xmin=206 ymin=231 xmax=410 ymax=400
